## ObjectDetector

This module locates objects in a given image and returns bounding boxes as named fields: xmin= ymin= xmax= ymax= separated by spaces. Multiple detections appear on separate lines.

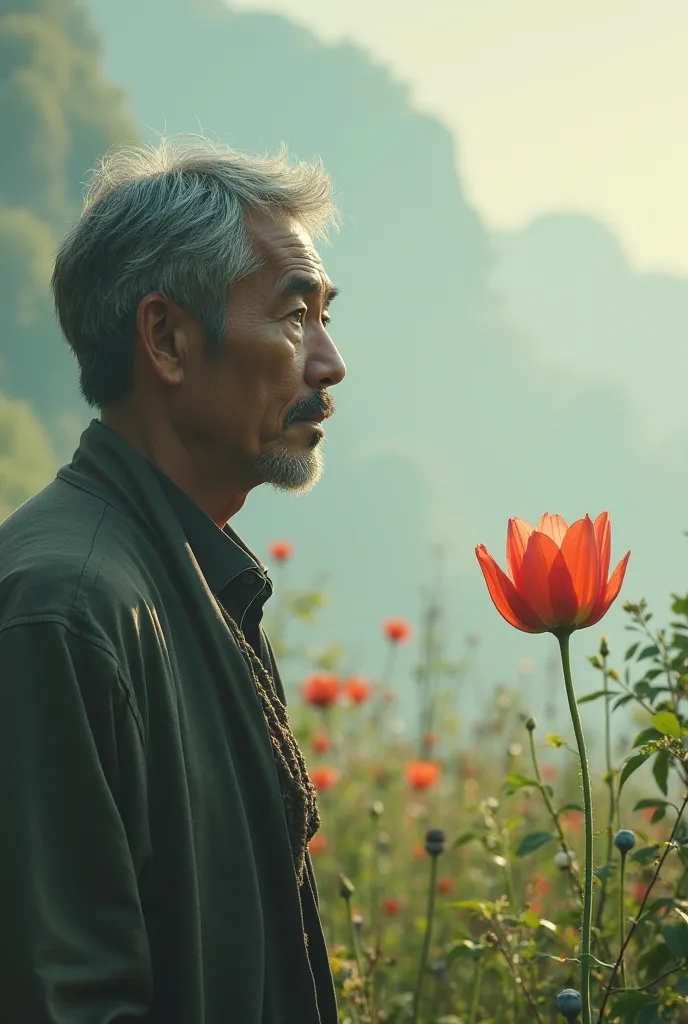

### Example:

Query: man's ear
xmin=135 ymin=292 xmax=188 ymax=386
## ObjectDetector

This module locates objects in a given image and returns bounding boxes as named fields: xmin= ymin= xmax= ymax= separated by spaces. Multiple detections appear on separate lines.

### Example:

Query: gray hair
xmin=51 ymin=134 xmax=339 ymax=407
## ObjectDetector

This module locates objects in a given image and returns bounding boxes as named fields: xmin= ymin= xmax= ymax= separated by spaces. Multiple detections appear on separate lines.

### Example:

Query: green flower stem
xmin=345 ymin=899 xmax=365 ymax=998
xmin=467 ymin=957 xmax=485 ymax=1024
xmin=594 ymin=657 xmax=617 ymax=938
xmin=410 ymin=852 xmax=439 ymax=1024
xmin=556 ymin=630 xmax=593 ymax=1024
xmin=619 ymin=852 xmax=628 ymax=990
xmin=528 ymin=727 xmax=584 ymax=903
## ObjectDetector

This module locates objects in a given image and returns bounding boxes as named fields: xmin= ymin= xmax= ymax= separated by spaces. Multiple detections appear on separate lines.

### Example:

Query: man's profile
xmin=0 ymin=134 xmax=346 ymax=1023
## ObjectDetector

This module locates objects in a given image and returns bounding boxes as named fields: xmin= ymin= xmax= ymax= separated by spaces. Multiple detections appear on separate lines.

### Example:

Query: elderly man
xmin=0 ymin=136 xmax=346 ymax=1023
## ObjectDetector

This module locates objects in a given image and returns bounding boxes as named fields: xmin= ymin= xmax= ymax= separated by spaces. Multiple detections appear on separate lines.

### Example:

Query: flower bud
xmin=556 ymin=988 xmax=582 ymax=1020
xmin=425 ymin=828 xmax=446 ymax=856
xmin=376 ymin=830 xmax=391 ymax=852
xmin=554 ymin=849 xmax=574 ymax=871
xmin=369 ymin=800 xmax=384 ymax=819
xmin=614 ymin=829 xmax=636 ymax=853
xmin=352 ymin=912 xmax=364 ymax=931
xmin=525 ymin=716 xmax=537 ymax=732
xmin=599 ymin=636 xmax=609 ymax=658
xmin=338 ymin=873 xmax=355 ymax=900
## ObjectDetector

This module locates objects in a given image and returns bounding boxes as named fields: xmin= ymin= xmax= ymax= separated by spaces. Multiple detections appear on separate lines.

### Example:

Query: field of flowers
xmin=265 ymin=515 xmax=688 ymax=1024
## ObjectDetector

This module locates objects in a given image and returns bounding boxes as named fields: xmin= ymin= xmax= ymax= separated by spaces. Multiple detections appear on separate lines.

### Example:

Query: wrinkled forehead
xmin=245 ymin=210 xmax=332 ymax=295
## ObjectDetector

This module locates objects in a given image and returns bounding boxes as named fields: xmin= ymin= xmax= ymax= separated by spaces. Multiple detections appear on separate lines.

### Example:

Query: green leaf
xmin=515 ymin=831 xmax=556 ymax=857
xmin=661 ymin=922 xmax=688 ymax=960
xmin=445 ymin=939 xmax=482 ymax=967
xmin=556 ymin=803 xmax=584 ymax=815
xmin=652 ymin=749 xmax=670 ymax=796
xmin=633 ymin=798 xmax=670 ymax=810
xmin=448 ymin=900 xmax=494 ymax=915
xmin=594 ymin=863 xmax=616 ymax=881
xmin=651 ymin=805 xmax=666 ymax=824
xmin=619 ymin=751 xmax=651 ymax=793
xmin=578 ymin=688 xmax=618 ymax=704
xmin=652 ymin=710 xmax=682 ymax=739
xmin=631 ymin=844 xmax=660 ymax=864
xmin=633 ymin=727 xmax=663 ymax=747
xmin=609 ymin=992 xmax=655 ymax=1023
xmin=502 ymin=773 xmax=540 ymax=793
xmin=638 ymin=644 xmax=660 ymax=661
xmin=613 ymin=693 xmax=635 ymax=711
xmin=636 ymin=1001 xmax=662 ymax=1024
xmin=521 ymin=909 xmax=540 ymax=929
xmin=625 ymin=642 xmax=640 ymax=660
xmin=452 ymin=832 xmax=479 ymax=849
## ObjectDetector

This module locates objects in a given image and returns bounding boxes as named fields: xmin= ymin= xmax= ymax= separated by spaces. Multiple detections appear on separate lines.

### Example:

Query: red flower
xmin=404 ymin=760 xmax=441 ymax=791
xmin=632 ymin=881 xmax=651 ymax=904
xmin=380 ymin=897 xmax=403 ymax=915
xmin=301 ymin=673 xmax=341 ymax=707
xmin=476 ymin=512 xmax=630 ymax=633
xmin=309 ymin=766 xmax=339 ymax=791
xmin=423 ymin=731 xmax=438 ymax=749
xmin=345 ymin=677 xmax=372 ymax=705
xmin=529 ymin=899 xmax=545 ymax=917
xmin=383 ymin=617 xmax=412 ymax=643
xmin=560 ymin=810 xmax=584 ymax=835
xmin=312 ymin=733 xmax=330 ymax=754
xmin=268 ymin=539 xmax=294 ymax=562
xmin=437 ymin=876 xmax=454 ymax=894
xmin=531 ymin=874 xmax=551 ymax=898
xmin=309 ymin=833 xmax=328 ymax=856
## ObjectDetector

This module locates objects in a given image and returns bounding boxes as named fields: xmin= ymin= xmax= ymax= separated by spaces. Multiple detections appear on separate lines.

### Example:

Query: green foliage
xmin=0 ymin=390 xmax=58 ymax=520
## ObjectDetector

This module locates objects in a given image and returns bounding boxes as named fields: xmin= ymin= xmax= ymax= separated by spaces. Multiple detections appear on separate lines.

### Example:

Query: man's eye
xmin=322 ymin=312 xmax=332 ymax=327
xmin=290 ymin=308 xmax=306 ymax=325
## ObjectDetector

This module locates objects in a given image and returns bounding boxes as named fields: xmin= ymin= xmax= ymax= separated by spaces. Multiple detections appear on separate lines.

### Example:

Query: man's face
xmin=170 ymin=212 xmax=346 ymax=496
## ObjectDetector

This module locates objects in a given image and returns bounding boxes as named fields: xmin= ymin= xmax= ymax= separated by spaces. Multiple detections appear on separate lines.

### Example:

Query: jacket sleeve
xmin=0 ymin=617 xmax=153 ymax=1022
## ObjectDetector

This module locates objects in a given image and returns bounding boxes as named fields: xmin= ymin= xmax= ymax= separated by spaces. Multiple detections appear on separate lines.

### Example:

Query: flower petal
xmin=506 ymin=517 xmax=534 ymax=589
xmin=520 ymin=531 xmax=562 ymax=625
xmin=581 ymin=550 xmax=631 ymax=628
xmin=547 ymin=548 xmax=580 ymax=625
xmin=475 ymin=545 xmax=545 ymax=633
xmin=593 ymin=511 xmax=611 ymax=591
xmin=560 ymin=515 xmax=600 ymax=623
xmin=535 ymin=513 xmax=569 ymax=547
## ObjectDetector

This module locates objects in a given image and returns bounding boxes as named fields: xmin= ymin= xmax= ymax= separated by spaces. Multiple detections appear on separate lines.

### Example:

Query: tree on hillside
xmin=0 ymin=0 xmax=137 ymax=464
xmin=0 ymin=391 xmax=58 ymax=522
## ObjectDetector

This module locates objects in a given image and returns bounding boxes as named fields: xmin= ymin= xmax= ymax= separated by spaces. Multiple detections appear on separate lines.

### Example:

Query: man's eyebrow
xmin=278 ymin=274 xmax=340 ymax=304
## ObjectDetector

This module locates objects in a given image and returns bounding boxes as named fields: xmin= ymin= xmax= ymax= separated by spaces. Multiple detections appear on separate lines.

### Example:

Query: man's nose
xmin=306 ymin=331 xmax=346 ymax=388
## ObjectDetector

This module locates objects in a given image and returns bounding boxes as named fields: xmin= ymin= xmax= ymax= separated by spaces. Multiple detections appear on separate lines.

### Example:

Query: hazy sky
xmin=229 ymin=0 xmax=688 ymax=276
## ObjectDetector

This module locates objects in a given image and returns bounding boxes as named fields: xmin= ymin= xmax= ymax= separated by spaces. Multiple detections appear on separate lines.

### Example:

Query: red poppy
xmin=268 ymin=540 xmax=294 ymax=562
xmin=380 ymin=897 xmax=403 ymax=915
xmin=344 ymin=677 xmax=372 ymax=705
xmin=531 ymin=874 xmax=551 ymax=898
xmin=437 ymin=876 xmax=454 ymax=894
xmin=631 ymin=881 xmax=651 ymax=904
xmin=308 ymin=833 xmax=328 ymax=856
xmin=312 ymin=733 xmax=330 ymax=754
xmin=309 ymin=766 xmax=339 ymax=791
xmin=404 ymin=760 xmax=441 ymax=791
xmin=476 ymin=512 xmax=630 ymax=633
xmin=529 ymin=899 xmax=545 ymax=917
xmin=301 ymin=673 xmax=341 ymax=708
xmin=383 ymin=618 xmax=412 ymax=643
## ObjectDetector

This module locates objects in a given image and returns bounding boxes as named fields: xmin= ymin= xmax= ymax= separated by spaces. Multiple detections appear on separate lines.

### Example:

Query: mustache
xmin=285 ymin=391 xmax=336 ymax=426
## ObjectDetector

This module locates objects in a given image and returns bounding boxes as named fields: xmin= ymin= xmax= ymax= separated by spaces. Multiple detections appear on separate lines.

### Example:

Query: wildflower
xmin=632 ymin=880 xmax=651 ymax=904
xmin=532 ymin=874 xmax=551 ymax=898
xmin=476 ymin=512 xmax=630 ymax=633
xmin=352 ymin=913 xmax=364 ymax=931
xmin=404 ymin=759 xmax=441 ymax=791
xmin=308 ymin=833 xmax=328 ymax=856
xmin=344 ymin=676 xmax=372 ymax=704
xmin=309 ymin=766 xmax=339 ymax=791
xmin=267 ymin=540 xmax=293 ymax=561
xmin=301 ymin=673 xmax=341 ymax=707
xmin=437 ymin=876 xmax=454 ymax=894
xmin=380 ymin=897 xmax=403 ymax=915
xmin=369 ymin=801 xmax=384 ymax=819
xmin=560 ymin=810 xmax=584 ymax=835
xmin=312 ymin=732 xmax=330 ymax=754
xmin=614 ymin=829 xmax=636 ymax=853
xmin=529 ymin=899 xmax=544 ymax=917
xmin=383 ymin=617 xmax=412 ymax=643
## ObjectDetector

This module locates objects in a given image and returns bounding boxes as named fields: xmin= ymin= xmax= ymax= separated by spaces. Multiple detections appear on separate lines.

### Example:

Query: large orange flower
xmin=475 ymin=512 xmax=630 ymax=634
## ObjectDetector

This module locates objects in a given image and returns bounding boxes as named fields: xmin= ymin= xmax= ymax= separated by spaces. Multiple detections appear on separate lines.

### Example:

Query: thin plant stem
xmin=594 ymin=655 xmax=617 ymax=938
xmin=618 ymin=852 xmax=628 ymax=989
xmin=556 ymin=629 xmax=593 ymax=1024
xmin=411 ymin=853 xmax=439 ymax=1024
xmin=528 ymin=726 xmax=584 ymax=903
xmin=467 ymin=957 xmax=485 ymax=1024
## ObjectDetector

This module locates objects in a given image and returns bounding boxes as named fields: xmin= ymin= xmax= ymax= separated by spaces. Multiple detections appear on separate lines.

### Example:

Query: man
xmin=0 ymin=135 xmax=346 ymax=1023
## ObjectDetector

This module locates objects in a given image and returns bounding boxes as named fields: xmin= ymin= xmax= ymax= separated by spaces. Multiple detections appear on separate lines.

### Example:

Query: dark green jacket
xmin=0 ymin=419 xmax=337 ymax=1024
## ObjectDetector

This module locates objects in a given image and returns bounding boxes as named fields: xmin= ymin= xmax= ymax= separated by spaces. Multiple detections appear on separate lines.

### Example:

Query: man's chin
xmin=251 ymin=445 xmax=324 ymax=496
